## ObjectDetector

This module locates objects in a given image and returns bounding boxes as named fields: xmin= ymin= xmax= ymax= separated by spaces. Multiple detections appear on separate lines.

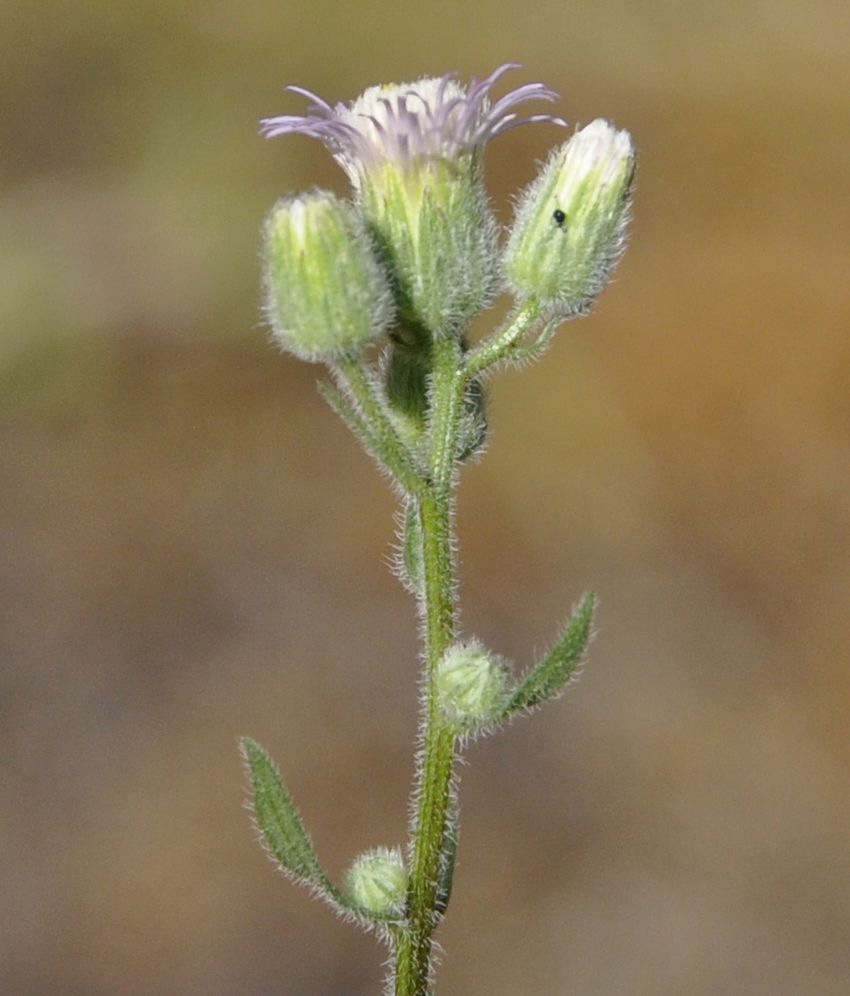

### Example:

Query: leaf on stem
xmin=399 ymin=497 xmax=425 ymax=596
xmin=325 ymin=361 xmax=423 ymax=493
xmin=506 ymin=317 xmax=562 ymax=367
xmin=434 ymin=806 xmax=459 ymax=916
xmin=317 ymin=379 xmax=388 ymax=470
xmin=240 ymin=737 xmax=336 ymax=898
xmin=504 ymin=592 xmax=596 ymax=715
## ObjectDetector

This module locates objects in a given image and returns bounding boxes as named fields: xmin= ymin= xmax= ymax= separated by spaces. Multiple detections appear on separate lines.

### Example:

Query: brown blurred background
xmin=2 ymin=0 xmax=849 ymax=993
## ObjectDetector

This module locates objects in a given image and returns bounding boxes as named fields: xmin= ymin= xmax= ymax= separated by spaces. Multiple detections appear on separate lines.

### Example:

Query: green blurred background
xmin=2 ymin=0 xmax=849 ymax=992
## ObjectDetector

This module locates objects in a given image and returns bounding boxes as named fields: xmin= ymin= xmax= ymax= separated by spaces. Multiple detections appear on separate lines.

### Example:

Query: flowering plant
xmin=243 ymin=64 xmax=635 ymax=995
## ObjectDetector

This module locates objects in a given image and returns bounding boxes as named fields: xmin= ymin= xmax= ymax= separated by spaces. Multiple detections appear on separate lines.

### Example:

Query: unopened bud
xmin=435 ymin=640 xmax=510 ymax=731
xmin=345 ymin=846 xmax=407 ymax=916
xmin=262 ymin=191 xmax=394 ymax=362
xmin=504 ymin=119 xmax=635 ymax=317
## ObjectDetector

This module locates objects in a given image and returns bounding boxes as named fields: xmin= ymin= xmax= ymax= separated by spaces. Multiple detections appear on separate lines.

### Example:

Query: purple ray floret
xmin=260 ymin=64 xmax=567 ymax=183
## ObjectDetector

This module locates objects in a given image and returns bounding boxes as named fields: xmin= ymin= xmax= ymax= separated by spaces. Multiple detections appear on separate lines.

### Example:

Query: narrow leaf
xmin=434 ymin=807 xmax=459 ymax=916
xmin=505 ymin=592 xmax=596 ymax=715
xmin=240 ymin=737 xmax=334 ymax=895
xmin=328 ymin=360 xmax=422 ymax=493
xmin=509 ymin=317 xmax=561 ymax=366
xmin=399 ymin=497 xmax=424 ymax=596
xmin=317 ymin=379 xmax=385 ymax=468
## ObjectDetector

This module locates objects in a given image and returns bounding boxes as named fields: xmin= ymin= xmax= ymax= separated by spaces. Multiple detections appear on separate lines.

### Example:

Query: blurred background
xmin=2 ymin=0 xmax=849 ymax=992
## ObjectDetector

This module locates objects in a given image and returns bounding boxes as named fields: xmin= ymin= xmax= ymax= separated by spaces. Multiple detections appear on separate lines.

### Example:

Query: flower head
xmin=260 ymin=63 xmax=565 ymax=185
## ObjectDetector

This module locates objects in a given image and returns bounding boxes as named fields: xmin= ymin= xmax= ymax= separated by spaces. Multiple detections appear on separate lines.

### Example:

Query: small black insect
xmin=553 ymin=208 xmax=566 ymax=227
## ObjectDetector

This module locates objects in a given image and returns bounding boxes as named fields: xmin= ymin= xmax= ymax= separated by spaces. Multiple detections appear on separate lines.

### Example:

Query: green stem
xmin=394 ymin=336 xmax=463 ymax=996
xmin=464 ymin=303 xmax=540 ymax=380
xmin=429 ymin=336 xmax=465 ymax=491
xmin=333 ymin=356 xmax=421 ymax=492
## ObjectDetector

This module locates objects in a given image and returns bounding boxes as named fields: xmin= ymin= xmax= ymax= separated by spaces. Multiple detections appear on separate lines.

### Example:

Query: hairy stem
xmin=394 ymin=336 xmax=463 ymax=996
xmin=464 ymin=303 xmax=541 ymax=380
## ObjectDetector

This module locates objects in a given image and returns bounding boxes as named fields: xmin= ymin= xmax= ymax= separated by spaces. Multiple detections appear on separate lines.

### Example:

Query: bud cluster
xmin=260 ymin=69 xmax=635 ymax=375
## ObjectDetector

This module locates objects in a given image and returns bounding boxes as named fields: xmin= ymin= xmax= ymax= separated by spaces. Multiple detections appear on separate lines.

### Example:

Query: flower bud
xmin=435 ymin=640 xmax=510 ymax=731
xmin=345 ymin=846 xmax=407 ymax=916
xmin=504 ymin=119 xmax=635 ymax=317
xmin=262 ymin=191 xmax=394 ymax=362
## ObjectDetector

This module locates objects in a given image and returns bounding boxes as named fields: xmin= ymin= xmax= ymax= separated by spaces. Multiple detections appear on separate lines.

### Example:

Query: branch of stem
xmin=463 ymin=303 xmax=541 ymax=380
xmin=333 ymin=356 xmax=422 ymax=492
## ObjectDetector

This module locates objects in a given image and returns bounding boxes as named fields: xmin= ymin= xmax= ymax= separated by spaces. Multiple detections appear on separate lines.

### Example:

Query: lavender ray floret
xmin=260 ymin=64 xmax=566 ymax=172
xmin=487 ymin=113 xmax=567 ymax=139
xmin=487 ymin=83 xmax=559 ymax=122
xmin=284 ymin=85 xmax=335 ymax=114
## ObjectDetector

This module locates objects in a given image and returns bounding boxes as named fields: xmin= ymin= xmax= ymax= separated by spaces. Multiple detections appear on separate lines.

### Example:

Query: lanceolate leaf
xmin=505 ymin=592 xmax=596 ymax=715
xmin=400 ymin=497 xmax=425 ymax=597
xmin=317 ymin=380 xmax=391 ymax=477
xmin=240 ymin=737 xmax=335 ymax=896
xmin=434 ymin=806 xmax=459 ymax=916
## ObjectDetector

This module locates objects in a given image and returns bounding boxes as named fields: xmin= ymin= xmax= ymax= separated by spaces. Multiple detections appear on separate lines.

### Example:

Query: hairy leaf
xmin=505 ymin=592 xmax=596 ymax=715
xmin=241 ymin=737 xmax=333 ymax=893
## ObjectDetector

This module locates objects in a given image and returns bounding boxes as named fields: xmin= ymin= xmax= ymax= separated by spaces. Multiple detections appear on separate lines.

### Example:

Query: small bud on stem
xmin=435 ymin=641 xmax=511 ymax=732
xmin=345 ymin=847 xmax=408 ymax=917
